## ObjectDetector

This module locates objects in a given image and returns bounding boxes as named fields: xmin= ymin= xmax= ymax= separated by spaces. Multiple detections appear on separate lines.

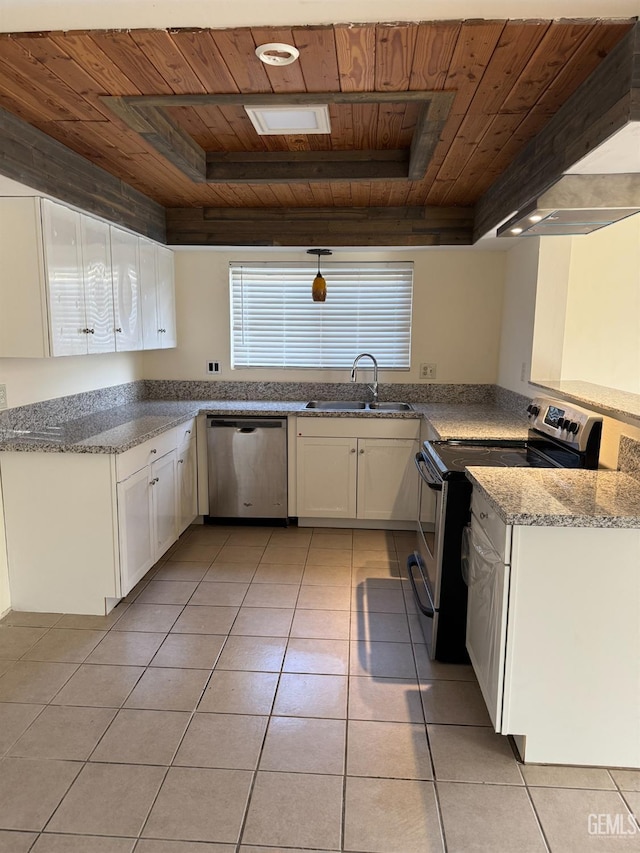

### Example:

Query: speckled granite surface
xmin=618 ymin=435 xmax=640 ymax=481
xmin=415 ymin=403 xmax=530 ymax=440
xmin=0 ymin=381 xmax=533 ymax=454
xmin=143 ymin=379 xmax=495 ymax=404
xmin=531 ymin=380 xmax=640 ymax=422
xmin=466 ymin=467 xmax=640 ymax=527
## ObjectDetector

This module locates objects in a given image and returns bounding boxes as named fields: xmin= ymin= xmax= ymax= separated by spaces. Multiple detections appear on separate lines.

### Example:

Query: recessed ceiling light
xmin=510 ymin=227 xmax=524 ymax=235
xmin=244 ymin=105 xmax=331 ymax=136
xmin=528 ymin=214 xmax=543 ymax=222
xmin=255 ymin=43 xmax=300 ymax=66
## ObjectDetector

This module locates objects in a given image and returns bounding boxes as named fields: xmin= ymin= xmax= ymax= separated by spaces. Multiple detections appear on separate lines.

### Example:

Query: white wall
xmin=143 ymin=248 xmax=506 ymax=385
xmin=562 ymin=215 xmax=640 ymax=392
xmin=497 ymin=238 xmax=540 ymax=394
xmin=0 ymin=352 xmax=144 ymax=410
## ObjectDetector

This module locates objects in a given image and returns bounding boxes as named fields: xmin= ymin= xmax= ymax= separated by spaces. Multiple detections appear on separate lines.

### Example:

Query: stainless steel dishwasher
xmin=206 ymin=416 xmax=288 ymax=520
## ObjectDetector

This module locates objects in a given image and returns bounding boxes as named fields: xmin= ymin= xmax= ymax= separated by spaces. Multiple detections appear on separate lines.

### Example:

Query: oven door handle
xmin=414 ymin=452 xmax=443 ymax=491
xmin=406 ymin=554 xmax=435 ymax=618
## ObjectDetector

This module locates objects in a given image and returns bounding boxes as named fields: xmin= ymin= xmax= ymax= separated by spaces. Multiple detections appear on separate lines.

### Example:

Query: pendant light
xmin=307 ymin=248 xmax=332 ymax=302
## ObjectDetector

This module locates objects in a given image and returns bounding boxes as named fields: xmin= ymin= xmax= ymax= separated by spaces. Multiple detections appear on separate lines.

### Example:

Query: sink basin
xmin=305 ymin=400 xmax=367 ymax=411
xmin=368 ymin=402 xmax=413 ymax=411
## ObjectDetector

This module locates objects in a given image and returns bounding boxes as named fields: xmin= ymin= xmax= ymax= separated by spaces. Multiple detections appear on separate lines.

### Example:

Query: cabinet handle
xmin=350 ymin=448 xmax=356 ymax=454
xmin=82 ymin=328 xmax=95 ymax=334
xmin=150 ymin=477 xmax=159 ymax=485
xmin=115 ymin=327 xmax=122 ymax=333
xmin=185 ymin=429 xmax=191 ymax=435
xmin=150 ymin=448 xmax=157 ymax=454
xmin=178 ymin=459 xmax=184 ymax=465
xmin=359 ymin=449 xmax=365 ymax=454
xmin=479 ymin=511 xmax=488 ymax=520
xmin=158 ymin=328 xmax=166 ymax=333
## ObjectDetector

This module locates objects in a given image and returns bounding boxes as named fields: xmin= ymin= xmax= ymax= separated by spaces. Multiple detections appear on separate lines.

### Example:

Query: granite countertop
xmin=466 ymin=467 xmax=640 ymax=528
xmin=415 ymin=403 xmax=529 ymax=440
xmin=0 ymin=398 xmax=529 ymax=454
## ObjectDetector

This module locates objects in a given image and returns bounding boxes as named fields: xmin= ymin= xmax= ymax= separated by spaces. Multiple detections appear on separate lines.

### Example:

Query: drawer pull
xmin=185 ymin=429 xmax=191 ymax=435
xmin=150 ymin=448 xmax=157 ymax=454
xmin=178 ymin=459 xmax=184 ymax=465
xmin=479 ymin=511 xmax=488 ymax=519
xmin=150 ymin=477 xmax=159 ymax=485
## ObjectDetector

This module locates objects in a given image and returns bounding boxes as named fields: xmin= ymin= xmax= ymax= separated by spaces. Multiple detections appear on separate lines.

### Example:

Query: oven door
xmin=407 ymin=450 xmax=447 ymax=656
xmin=414 ymin=449 xmax=446 ymax=607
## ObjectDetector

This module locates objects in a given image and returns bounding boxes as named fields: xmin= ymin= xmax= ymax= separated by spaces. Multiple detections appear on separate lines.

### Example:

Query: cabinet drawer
xmin=471 ymin=489 xmax=511 ymax=563
xmin=176 ymin=418 xmax=196 ymax=448
xmin=116 ymin=428 xmax=177 ymax=482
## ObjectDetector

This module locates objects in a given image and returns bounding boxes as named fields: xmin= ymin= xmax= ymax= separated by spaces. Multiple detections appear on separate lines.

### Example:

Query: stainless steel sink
xmin=368 ymin=402 xmax=413 ymax=411
xmin=305 ymin=400 xmax=367 ymax=411
xmin=305 ymin=400 xmax=413 ymax=412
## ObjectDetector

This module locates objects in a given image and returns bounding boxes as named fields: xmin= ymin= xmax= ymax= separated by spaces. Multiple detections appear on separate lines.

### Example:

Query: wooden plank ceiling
xmin=0 ymin=19 xmax=634 ymax=244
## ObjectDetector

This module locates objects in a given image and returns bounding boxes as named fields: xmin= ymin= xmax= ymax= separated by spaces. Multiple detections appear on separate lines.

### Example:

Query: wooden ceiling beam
xmin=205 ymin=150 xmax=409 ymax=183
xmin=0 ymin=104 xmax=166 ymax=240
xmin=408 ymin=94 xmax=455 ymax=181
xmin=166 ymin=205 xmax=474 ymax=246
xmin=102 ymin=91 xmax=449 ymax=108
xmin=104 ymin=98 xmax=206 ymax=182
xmin=474 ymin=22 xmax=640 ymax=241
xmin=102 ymin=90 xmax=452 ymax=184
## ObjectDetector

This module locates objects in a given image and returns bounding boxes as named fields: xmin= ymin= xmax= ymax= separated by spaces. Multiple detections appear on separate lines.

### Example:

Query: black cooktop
xmin=423 ymin=438 xmax=557 ymax=480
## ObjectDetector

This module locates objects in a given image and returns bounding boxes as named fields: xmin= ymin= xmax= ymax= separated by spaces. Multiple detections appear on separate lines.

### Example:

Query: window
xmin=230 ymin=261 xmax=413 ymax=369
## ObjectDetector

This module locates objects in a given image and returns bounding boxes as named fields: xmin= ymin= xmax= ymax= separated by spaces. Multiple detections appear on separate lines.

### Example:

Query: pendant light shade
xmin=307 ymin=248 xmax=332 ymax=302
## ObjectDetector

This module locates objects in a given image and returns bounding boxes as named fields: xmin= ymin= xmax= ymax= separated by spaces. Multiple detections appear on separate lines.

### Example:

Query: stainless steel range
xmin=407 ymin=396 xmax=603 ymax=663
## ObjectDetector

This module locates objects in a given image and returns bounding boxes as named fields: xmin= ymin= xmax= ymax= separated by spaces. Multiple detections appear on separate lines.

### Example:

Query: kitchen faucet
xmin=350 ymin=353 xmax=379 ymax=402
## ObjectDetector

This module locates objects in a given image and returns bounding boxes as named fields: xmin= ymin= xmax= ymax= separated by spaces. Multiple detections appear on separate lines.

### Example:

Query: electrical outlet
xmin=420 ymin=363 xmax=437 ymax=381
xmin=207 ymin=361 xmax=221 ymax=375
xmin=520 ymin=361 xmax=528 ymax=382
xmin=0 ymin=384 xmax=6 ymax=410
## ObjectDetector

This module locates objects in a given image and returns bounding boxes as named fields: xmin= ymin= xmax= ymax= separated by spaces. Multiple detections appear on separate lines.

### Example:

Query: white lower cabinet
xmin=117 ymin=466 xmax=154 ymax=595
xmin=466 ymin=489 xmax=640 ymax=768
xmin=296 ymin=437 xmax=358 ymax=517
xmin=177 ymin=437 xmax=198 ymax=534
xmin=1 ymin=422 xmax=197 ymax=615
xmin=295 ymin=418 xmax=419 ymax=523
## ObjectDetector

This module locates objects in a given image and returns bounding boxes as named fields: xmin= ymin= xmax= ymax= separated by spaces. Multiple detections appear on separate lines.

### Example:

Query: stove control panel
xmin=527 ymin=396 xmax=602 ymax=453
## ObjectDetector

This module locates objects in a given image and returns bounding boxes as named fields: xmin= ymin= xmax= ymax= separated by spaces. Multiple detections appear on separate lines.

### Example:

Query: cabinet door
xmin=296 ymin=437 xmax=357 ymax=518
xmin=139 ymin=238 xmax=160 ymax=350
xmin=464 ymin=521 xmax=510 ymax=731
xmin=117 ymin=466 xmax=154 ymax=596
xmin=356 ymin=438 xmax=419 ymax=520
xmin=151 ymin=449 xmax=178 ymax=558
xmin=177 ymin=439 xmax=198 ymax=534
xmin=80 ymin=216 xmax=115 ymax=354
xmin=42 ymin=199 xmax=86 ymax=356
xmin=156 ymin=245 xmax=176 ymax=348
xmin=111 ymin=226 xmax=142 ymax=351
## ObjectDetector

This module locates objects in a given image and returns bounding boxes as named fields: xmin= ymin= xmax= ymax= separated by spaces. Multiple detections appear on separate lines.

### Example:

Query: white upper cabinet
xmin=0 ymin=196 xmax=173 ymax=358
xmin=156 ymin=245 xmax=176 ymax=348
xmin=110 ymin=226 xmax=142 ymax=352
xmin=41 ymin=198 xmax=86 ymax=356
xmin=140 ymin=241 xmax=176 ymax=350
xmin=80 ymin=215 xmax=115 ymax=354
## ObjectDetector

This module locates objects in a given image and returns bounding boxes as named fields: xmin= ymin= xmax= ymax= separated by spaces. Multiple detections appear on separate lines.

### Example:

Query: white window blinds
xmin=230 ymin=262 xmax=413 ymax=369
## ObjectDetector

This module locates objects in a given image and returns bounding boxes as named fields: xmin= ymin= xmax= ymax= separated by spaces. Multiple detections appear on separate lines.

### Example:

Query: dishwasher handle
xmin=207 ymin=417 xmax=285 ymax=430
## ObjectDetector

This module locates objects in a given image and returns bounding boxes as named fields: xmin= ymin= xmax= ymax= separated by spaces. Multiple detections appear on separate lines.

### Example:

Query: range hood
xmin=497 ymin=174 xmax=640 ymax=237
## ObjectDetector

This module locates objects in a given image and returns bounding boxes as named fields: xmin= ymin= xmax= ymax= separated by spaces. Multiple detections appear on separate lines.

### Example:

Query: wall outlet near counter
xmin=0 ymin=384 xmax=6 ymax=410
xmin=207 ymin=361 xmax=221 ymax=374
xmin=420 ymin=363 xmax=437 ymax=380
xmin=520 ymin=361 xmax=528 ymax=382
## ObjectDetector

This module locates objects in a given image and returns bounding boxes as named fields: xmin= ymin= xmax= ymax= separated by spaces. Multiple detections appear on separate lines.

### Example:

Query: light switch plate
xmin=0 ymin=384 xmax=7 ymax=410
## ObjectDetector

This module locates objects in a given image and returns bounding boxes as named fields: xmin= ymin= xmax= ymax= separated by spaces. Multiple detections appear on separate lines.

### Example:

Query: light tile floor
xmin=0 ymin=524 xmax=638 ymax=852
